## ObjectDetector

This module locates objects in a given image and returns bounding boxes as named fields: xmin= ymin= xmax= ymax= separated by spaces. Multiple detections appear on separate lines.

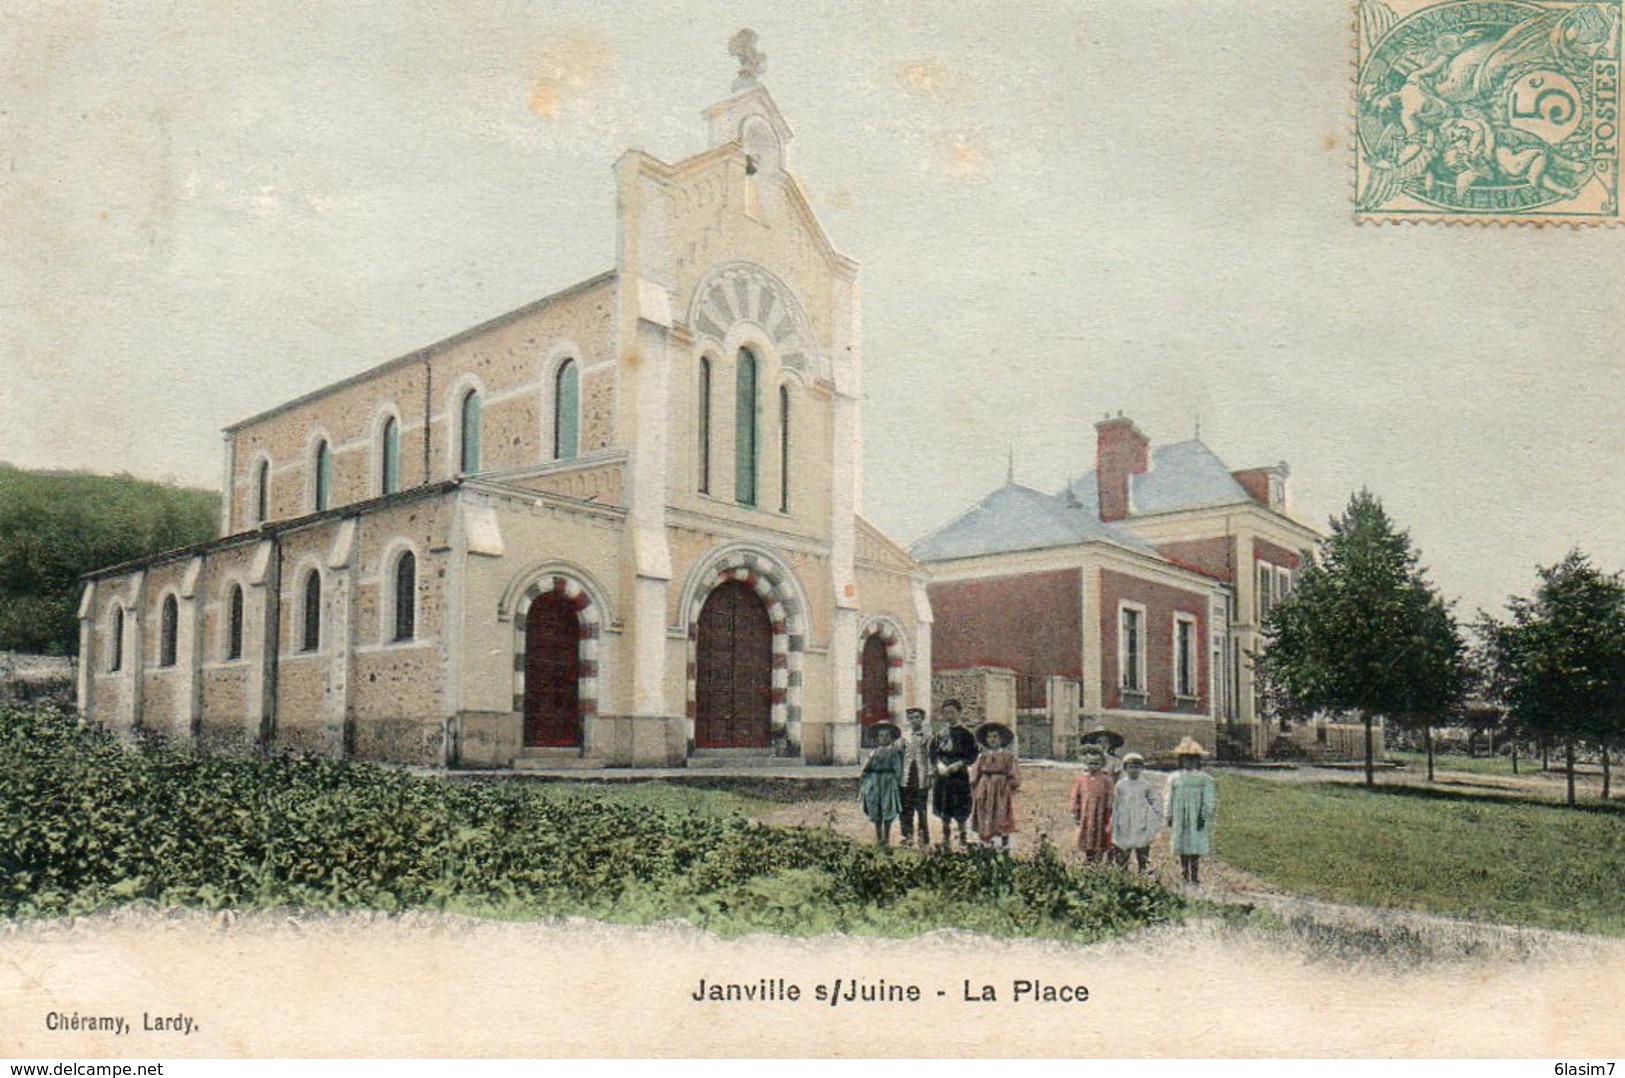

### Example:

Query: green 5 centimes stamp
xmin=1356 ymin=0 xmax=1622 ymax=222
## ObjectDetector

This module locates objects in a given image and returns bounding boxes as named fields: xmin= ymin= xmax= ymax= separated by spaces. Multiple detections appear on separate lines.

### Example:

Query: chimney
xmin=1095 ymin=413 xmax=1149 ymax=522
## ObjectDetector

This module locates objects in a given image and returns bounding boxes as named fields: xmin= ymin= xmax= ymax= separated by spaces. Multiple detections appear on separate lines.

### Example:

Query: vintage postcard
xmin=3 ymin=0 xmax=1624 ymax=1063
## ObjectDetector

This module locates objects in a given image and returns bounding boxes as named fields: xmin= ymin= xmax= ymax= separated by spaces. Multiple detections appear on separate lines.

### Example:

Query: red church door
xmin=695 ymin=580 xmax=772 ymax=748
xmin=860 ymin=633 xmax=890 ymax=747
xmin=524 ymin=593 xmax=581 ymax=747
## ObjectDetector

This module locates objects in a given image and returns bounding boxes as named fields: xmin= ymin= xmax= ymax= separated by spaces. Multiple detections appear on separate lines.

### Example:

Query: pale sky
xmin=3 ymin=1 xmax=1622 ymax=620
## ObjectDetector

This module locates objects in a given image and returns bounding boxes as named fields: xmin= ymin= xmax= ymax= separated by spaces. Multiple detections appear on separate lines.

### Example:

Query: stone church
xmin=77 ymin=38 xmax=931 ymax=769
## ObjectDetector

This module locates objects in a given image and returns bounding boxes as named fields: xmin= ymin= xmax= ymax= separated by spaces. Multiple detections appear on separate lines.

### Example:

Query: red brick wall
xmin=1099 ymin=568 xmax=1208 ymax=713
xmin=929 ymin=569 xmax=1082 ymax=677
xmin=1254 ymin=538 xmax=1301 ymax=570
xmin=1231 ymin=468 xmax=1271 ymax=507
xmin=1155 ymin=537 xmax=1236 ymax=582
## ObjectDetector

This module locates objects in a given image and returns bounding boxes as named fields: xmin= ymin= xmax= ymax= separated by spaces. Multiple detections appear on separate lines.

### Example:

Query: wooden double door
xmin=523 ymin=593 xmax=581 ymax=748
xmin=695 ymin=580 xmax=773 ymax=749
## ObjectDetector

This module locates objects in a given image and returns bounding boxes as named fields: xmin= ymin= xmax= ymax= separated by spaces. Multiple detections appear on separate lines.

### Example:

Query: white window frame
xmin=1257 ymin=560 xmax=1274 ymax=622
xmin=1118 ymin=601 xmax=1147 ymax=696
xmin=1173 ymin=612 xmax=1198 ymax=700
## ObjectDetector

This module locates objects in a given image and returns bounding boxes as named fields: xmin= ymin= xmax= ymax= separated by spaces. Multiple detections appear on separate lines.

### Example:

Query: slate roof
xmin=913 ymin=439 xmax=1258 ymax=564
xmin=909 ymin=482 xmax=1157 ymax=563
xmin=1061 ymin=440 xmax=1254 ymax=516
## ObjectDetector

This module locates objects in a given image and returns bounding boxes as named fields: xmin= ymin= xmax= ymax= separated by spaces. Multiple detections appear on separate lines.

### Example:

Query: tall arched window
xmin=459 ymin=389 xmax=482 ymax=473
xmin=735 ymin=348 xmax=758 ymax=507
xmin=381 ymin=415 xmax=401 ymax=495
xmin=778 ymin=384 xmax=790 ymax=513
xmin=697 ymin=357 xmax=712 ymax=494
xmin=554 ymin=360 xmax=579 ymax=461
xmin=110 ymin=606 xmax=124 ymax=672
xmin=313 ymin=440 xmax=332 ymax=512
xmin=159 ymin=594 xmax=178 ymax=668
xmin=393 ymin=551 xmax=416 ymax=642
xmin=226 ymin=584 xmax=244 ymax=661
xmin=255 ymin=459 xmax=270 ymax=525
xmin=301 ymin=569 xmax=321 ymax=652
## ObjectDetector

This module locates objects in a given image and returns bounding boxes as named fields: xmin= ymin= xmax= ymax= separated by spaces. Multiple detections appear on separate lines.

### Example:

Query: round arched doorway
xmin=694 ymin=579 xmax=773 ymax=748
xmin=523 ymin=591 xmax=582 ymax=747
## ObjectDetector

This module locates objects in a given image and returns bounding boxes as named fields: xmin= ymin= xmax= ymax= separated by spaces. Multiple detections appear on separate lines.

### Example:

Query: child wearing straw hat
xmin=1164 ymin=737 xmax=1217 ymax=884
xmin=970 ymin=722 xmax=1021 ymax=853
xmin=859 ymin=722 xmax=904 ymax=846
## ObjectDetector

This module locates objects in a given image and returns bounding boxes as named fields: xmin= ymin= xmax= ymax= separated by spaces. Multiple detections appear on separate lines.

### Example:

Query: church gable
xmin=855 ymin=516 xmax=920 ymax=574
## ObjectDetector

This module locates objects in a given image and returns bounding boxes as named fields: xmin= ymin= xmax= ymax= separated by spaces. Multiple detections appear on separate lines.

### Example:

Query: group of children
xmin=859 ymin=706 xmax=1218 ymax=884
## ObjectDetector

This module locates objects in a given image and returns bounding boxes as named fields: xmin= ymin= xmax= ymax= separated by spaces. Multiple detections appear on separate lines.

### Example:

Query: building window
xmin=381 ymin=415 xmax=401 ymax=495
xmin=255 ymin=459 xmax=270 ymax=525
xmin=301 ymin=569 xmax=321 ymax=652
xmin=159 ymin=594 xmax=178 ymax=668
xmin=459 ymin=389 xmax=482 ymax=473
xmin=778 ymin=383 xmax=790 ymax=513
xmin=1120 ymin=604 xmax=1145 ymax=694
xmin=1257 ymin=562 xmax=1274 ymax=622
xmin=226 ymin=584 xmax=244 ymax=661
xmin=313 ymin=439 xmax=332 ymax=512
xmin=554 ymin=360 xmax=579 ymax=461
xmin=393 ymin=551 xmax=416 ymax=642
xmin=1175 ymin=615 xmax=1197 ymax=698
xmin=736 ymin=348 xmax=758 ymax=506
xmin=1277 ymin=565 xmax=1293 ymax=602
xmin=698 ymin=357 xmax=712 ymax=494
xmin=109 ymin=606 xmax=124 ymax=672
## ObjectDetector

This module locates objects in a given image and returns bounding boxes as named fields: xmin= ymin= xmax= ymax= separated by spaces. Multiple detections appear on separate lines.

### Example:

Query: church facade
xmin=76 ymin=53 xmax=930 ymax=769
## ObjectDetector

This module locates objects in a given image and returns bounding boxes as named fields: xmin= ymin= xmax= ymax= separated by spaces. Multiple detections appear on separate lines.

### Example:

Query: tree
xmin=0 ymin=466 xmax=217 ymax=655
xmin=1478 ymin=550 xmax=1625 ymax=807
xmin=1259 ymin=489 xmax=1468 ymax=787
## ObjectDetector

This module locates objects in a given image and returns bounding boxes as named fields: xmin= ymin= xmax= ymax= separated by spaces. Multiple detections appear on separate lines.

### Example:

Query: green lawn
xmin=1217 ymin=773 xmax=1625 ymax=936
xmin=1388 ymin=749 xmax=1527 ymax=778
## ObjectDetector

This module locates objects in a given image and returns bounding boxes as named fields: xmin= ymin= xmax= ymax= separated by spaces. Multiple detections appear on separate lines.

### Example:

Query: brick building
xmin=76 ymin=50 xmax=929 ymax=769
xmin=914 ymin=415 xmax=1319 ymax=760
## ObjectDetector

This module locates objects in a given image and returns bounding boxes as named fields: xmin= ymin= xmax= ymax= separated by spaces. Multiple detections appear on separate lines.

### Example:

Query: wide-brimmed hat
xmin=1121 ymin=751 xmax=1146 ymax=766
xmin=1080 ymin=725 xmax=1125 ymax=751
xmin=975 ymin=722 xmax=1015 ymax=749
xmin=1173 ymin=737 xmax=1208 ymax=757
xmin=869 ymin=721 xmax=901 ymax=742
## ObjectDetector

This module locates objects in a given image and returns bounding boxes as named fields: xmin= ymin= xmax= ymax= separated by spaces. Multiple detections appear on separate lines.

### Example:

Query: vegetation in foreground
xmin=1217 ymin=772 xmax=1625 ymax=937
xmin=0 ymin=705 xmax=1182 ymax=942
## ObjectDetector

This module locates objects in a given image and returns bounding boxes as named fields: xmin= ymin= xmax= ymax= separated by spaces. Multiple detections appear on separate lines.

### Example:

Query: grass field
xmin=1216 ymin=772 xmax=1625 ymax=936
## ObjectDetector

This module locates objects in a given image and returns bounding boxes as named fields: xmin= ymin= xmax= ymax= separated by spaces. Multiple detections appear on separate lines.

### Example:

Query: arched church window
xmin=460 ymin=390 xmax=482 ymax=473
xmin=393 ymin=551 xmax=416 ymax=642
xmin=110 ymin=606 xmax=124 ymax=672
xmin=255 ymin=459 xmax=270 ymax=525
xmin=555 ymin=360 xmax=579 ymax=461
xmin=698 ymin=357 xmax=712 ymax=494
xmin=381 ymin=415 xmax=401 ymax=495
xmin=227 ymin=584 xmax=244 ymax=661
xmin=736 ymin=348 xmax=758 ymax=507
xmin=313 ymin=440 xmax=332 ymax=512
xmin=159 ymin=594 xmax=178 ymax=668
xmin=778 ymin=383 xmax=790 ymax=513
xmin=302 ymin=569 xmax=322 ymax=653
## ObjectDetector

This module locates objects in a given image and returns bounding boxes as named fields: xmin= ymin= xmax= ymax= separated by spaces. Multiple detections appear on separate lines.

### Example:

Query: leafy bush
xmin=0 ymin=704 xmax=1186 ymax=940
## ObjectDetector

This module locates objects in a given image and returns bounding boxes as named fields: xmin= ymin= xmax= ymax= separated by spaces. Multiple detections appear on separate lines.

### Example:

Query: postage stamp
xmin=1356 ymin=0 xmax=1624 ymax=222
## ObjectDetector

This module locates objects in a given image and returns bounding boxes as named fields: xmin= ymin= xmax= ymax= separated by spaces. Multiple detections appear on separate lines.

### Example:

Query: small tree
xmin=1480 ymin=550 xmax=1625 ymax=807
xmin=1260 ymin=489 xmax=1467 ymax=787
